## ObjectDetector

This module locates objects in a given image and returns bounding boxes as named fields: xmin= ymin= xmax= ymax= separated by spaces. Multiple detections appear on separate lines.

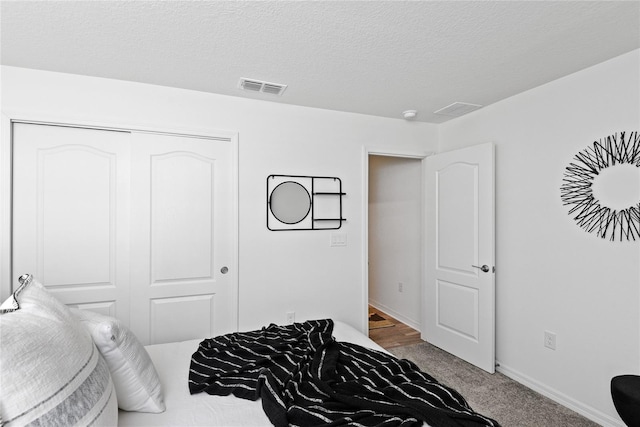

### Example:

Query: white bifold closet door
xmin=12 ymin=123 xmax=236 ymax=345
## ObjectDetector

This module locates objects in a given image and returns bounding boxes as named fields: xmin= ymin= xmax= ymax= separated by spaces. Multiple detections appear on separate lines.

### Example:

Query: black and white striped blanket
xmin=189 ymin=319 xmax=499 ymax=427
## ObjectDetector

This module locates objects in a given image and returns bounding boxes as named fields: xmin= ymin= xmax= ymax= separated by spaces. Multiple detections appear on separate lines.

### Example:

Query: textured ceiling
xmin=1 ymin=1 xmax=639 ymax=123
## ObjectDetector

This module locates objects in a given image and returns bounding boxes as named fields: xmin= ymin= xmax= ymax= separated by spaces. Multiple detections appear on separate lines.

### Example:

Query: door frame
xmin=0 ymin=111 xmax=240 ymax=335
xmin=361 ymin=146 xmax=433 ymax=334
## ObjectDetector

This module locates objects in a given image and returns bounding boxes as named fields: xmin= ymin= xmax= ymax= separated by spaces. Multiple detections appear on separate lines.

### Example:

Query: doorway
xmin=367 ymin=154 xmax=423 ymax=333
xmin=364 ymin=144 xmax=495 ymax=372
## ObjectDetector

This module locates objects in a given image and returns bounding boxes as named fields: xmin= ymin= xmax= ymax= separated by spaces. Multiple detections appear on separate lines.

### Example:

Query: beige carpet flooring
xmin=390 ymin=342 xmax=602 ymax=427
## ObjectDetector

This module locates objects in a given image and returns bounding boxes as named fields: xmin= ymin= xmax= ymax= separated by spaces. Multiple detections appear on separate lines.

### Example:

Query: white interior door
xmin=129 ymin=132 xmax=237 ymax=345
xmin=12 ymin=123 xmax=132 ymax=321
xmin=423 ymin=142 xmax=495 ymax=373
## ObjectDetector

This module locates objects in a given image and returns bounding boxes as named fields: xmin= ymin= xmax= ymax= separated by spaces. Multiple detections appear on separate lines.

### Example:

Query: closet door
xmin=129 ymin=132 xmax=236 ymax=345
xmin=12 ymin=123 xmax=131 ymax=320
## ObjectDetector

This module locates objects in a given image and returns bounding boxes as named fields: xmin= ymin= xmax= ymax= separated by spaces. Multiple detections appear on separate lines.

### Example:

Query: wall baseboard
xmin=368 ymin=300 xmax=420 ymax=331
xmin=496 ymin=362 xmax=624 ymax=427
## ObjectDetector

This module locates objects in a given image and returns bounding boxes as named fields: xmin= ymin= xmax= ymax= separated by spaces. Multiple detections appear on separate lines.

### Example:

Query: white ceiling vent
xmin=433 ymin=102 xmax=483 ymax=117
xmin=238 ymin=78 xmax=287 ymax=96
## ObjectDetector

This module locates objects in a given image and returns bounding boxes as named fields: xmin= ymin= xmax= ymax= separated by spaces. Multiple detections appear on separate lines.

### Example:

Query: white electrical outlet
xmin=544 ymin=331 xmax=556 ymax=350
xmin=286 ymin=312 xmax=295 ymax=324
xmin=398 ymin=282 xmax=403 ymax=293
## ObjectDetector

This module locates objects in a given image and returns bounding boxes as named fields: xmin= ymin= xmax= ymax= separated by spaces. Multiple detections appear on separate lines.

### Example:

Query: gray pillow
xmin=0 ymin=277 xmax=118 ymax=426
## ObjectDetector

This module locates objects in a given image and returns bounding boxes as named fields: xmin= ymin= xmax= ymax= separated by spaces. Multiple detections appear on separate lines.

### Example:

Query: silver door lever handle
xmin=472 ymin=265 xmax=490 ymax=273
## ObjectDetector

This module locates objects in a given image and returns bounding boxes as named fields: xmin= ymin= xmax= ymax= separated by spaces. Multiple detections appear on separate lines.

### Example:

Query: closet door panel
xmin=40 ymin=146 xmax=113 ymax=285
xmin=149 ymin=295 xmax=215 ymax=344
xmin=151 ymin=152 xmax=214 ymax=282
xmin=130 ymin=132 xmax=236 ymax=345
xmin=12 ymin=123 xmax=131 ymax=321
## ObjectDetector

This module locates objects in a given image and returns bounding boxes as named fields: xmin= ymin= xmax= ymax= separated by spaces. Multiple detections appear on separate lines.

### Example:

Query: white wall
xmin=2 ymin=49 xmax=638 ymax=425
xmin=368 ymin=155 xmax=422 ymax=329
xmin=439 ymin=49 xmax=640 ymax=426
xmin=0 ymin=66 xmax=438 ymax=333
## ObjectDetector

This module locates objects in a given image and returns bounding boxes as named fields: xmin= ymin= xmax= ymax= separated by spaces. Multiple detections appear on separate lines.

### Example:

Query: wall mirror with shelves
xmin=266 ymin=174 xmax=346 ymax=231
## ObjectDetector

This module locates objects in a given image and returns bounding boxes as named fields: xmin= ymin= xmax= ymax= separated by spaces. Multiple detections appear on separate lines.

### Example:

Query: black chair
xmin=611 ymin=375 xmax=640 ymax=427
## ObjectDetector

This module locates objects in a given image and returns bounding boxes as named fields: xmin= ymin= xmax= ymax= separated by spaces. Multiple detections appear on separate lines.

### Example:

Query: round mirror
xmin=270 ymin=181 xmax=311 ymax=224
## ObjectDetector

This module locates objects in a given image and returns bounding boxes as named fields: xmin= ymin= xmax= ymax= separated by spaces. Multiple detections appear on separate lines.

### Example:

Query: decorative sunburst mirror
xmin=560 ymin=131 xmax=640 ymax=241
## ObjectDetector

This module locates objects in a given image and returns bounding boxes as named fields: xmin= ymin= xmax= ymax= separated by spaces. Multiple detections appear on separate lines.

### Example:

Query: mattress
xmin=117 ymin=320 xmax=389 ymax=427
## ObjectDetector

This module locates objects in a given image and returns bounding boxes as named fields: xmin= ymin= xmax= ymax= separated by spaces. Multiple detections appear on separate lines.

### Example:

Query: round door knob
xmin=472 ymin=264 xmax=490 ymax=273
xmin=220 ymin=266 xmax=229 ymax=274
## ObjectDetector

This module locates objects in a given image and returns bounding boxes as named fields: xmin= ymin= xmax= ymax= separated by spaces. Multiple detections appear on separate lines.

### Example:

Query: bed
xmin=1 ymin=275 xmax=498 ymax=427
xmin=118 ymin=320 xmax=388 ymax=427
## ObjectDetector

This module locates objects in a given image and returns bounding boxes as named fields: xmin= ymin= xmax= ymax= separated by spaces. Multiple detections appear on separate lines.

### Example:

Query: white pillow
xmin=0 ymin=276 xmax=118 ymax=426
xmin=72 ymin=309 xmax=166 ymax=413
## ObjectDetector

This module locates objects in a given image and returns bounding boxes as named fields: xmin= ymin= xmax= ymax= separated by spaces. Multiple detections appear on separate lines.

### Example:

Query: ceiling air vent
xmin=238 ymin=78 xmax=287 ymax=96
xmin=433 ymin=102 xmax=483 ymax=117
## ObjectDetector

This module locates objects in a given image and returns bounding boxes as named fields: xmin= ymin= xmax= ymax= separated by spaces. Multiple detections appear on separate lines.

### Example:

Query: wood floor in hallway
xmin=368 ymin=306 xmax=423 ymax=350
